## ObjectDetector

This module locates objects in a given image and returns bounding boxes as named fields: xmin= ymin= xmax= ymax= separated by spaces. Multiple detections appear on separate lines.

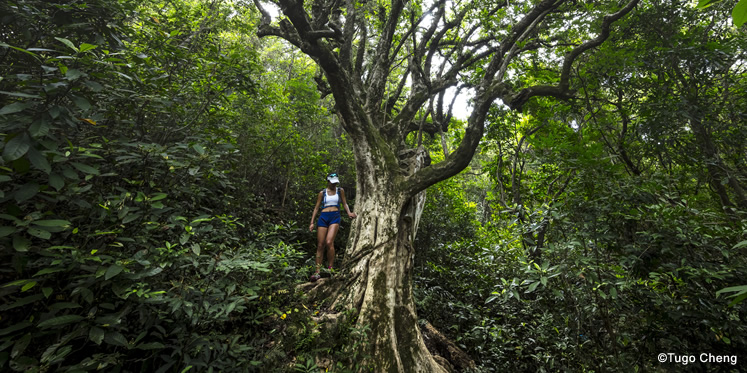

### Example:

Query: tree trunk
xmin=326 ymin=146 xmax=445 ymax=372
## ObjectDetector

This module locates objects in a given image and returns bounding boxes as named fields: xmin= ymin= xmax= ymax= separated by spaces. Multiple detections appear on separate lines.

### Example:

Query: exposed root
xmin=433 ymin=356 xmax=455 ymax=373
xmin=421 ymin=321 xmax=476 ymax=372
xmin=310 ymin=311 xmax=343 ymax=325
xmin=296 ymin=276 xmax=344 ymax=303
xmin=295 ymin=278 xmax=327 ymax=293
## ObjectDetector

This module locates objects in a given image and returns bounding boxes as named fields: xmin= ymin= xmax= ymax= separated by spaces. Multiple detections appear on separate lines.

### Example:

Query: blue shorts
xmin=318 ymin=211 xmax=341 ymax=228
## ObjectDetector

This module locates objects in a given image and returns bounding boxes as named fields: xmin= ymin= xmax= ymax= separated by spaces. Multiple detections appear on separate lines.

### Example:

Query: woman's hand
xmin=348 ymin=212 xmax=357 ymax=219
xmin=309 ymin=223 xmax=315 ymax=232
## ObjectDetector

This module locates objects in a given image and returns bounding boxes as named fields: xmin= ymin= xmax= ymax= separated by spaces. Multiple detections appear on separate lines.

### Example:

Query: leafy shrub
xmin=0 ymin=1 xmax=314 ymax=371
xmin=415 ymin=174 xmax=747 ymax=372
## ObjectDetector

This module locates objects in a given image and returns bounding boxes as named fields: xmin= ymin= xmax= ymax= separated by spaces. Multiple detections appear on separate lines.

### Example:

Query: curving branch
xmin=402 ymin=0 xmax=640 ymax=197
xmin=365 ymin=0 xmax=407 ymax=120
xmin=503 ymin=0 xmax=641 ymax=110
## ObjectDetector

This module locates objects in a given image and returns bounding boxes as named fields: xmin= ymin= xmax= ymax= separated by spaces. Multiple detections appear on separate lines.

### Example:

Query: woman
xmin=308 ymin=173 xmax=357 ymax=281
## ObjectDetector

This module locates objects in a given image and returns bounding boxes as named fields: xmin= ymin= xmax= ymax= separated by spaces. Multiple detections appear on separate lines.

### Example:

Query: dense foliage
xmin=1 ymin=0 xmax=745 ymax=372
xmin=414 ymin=1 xmax=747 ymax=371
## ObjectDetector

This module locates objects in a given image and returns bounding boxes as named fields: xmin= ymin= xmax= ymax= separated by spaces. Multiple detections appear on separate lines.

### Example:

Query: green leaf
xmin=71 ymin=95 xmax=91 ymax=111
xmin=15 ymin=183 xmax=39 ymax=202
xmin=122 ymin=213 xmax=141 ymax=224
xmin=38 ymin=315 xmax=85 ymax=329
xmin=193 ymin=144 xmax=205 ymax=155
xmin=89 ymin=327 xmax=105 ymax=345
xmin=3 ymin=279 xmax=33 ymax=288
xmin=34 ymin=267 xmax=66 ymax=276
xmin=29 ymin=119 xmax=50 ymax=138
xmin=48 ymin=302 xmax=81 ymax=311
xmin=104 ymin=331 xmax=129 ymax=348
xmin=511 ymin=288 xmax=521 ymax=301
xmin=610 ymin=286 xmax=618 ymax=299
xmin=49 ymin=173 xmax=64 ymax=191
xmin=696 ymin=0 xmax=719 ymax=8
xmin=0 ymin=321 xmax=32 ymax=336
xmin=136 ymin=342 xmax=165 ymax=350
xmin=0 ymin=91 xmax=40 ymax=99
xmin=728 ymin=293 xmax=747 ymax=307
xmin=84 ymin=80 xmax=104 ymax=92
xmin=42 ymin=287 xmax=53 ymax=298
xmin=190 ymin=216 xmax=213 ymax=226
xmin=151 ymin=193 xmax=168 ymax=201
xmin=28 ymin=147 xmax=51 ymax=174
xmin=54 ymin=37 xmax=78 ymax=52
xmin=0 ymin=102 xmax=31 ymax=115
xmin=65 ymin=69 xmax=85 ymax=80
xmin=13 ymin=235 xmax=31 ymax=252
xmin=526 ymin=281 xmax=540 ymax=293
xmin=27 ymin=227 xmax=52 ymax=240
xmin=598 ymin=289 xmax=607 ymax=299
xmin=0 ymin=42 xmax=40 ymax=61
xmin=79 ymin=43 xmax=97 ymax=53
xmin=733 ymin=0 xmax=747 ymax=27
xmin=41 ymin=342 xmax=70 ymax=364
xmin=716 ymin=285 xmax=747 ymax=296
xmin=71 ymin=162 xmax=99 ymax=175
xmin=0 ymin=294 xmax=44 ymax=311
xmin=11 ymin=334 xmax=31 ymax=359
xmin=21 ymin=281 xmax=37 ymax=292
xmin=0 ymin=226 xmax=15 ymax=238
xmin=734 ymin=240 xmax=747 ymax=249
xmin=105 ymin=264 xmax=124 ymax=280
xmin=62 ymin=167 xmax=79 ymax=180
xmin=3 ymin=133 xmax=31 ymax=161
xmin=32 ymin=219 xmax=71 ymax=228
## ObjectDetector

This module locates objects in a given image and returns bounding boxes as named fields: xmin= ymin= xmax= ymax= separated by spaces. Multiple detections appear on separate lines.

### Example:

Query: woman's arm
xmin=309 ymin=191 xmax=323 ymax=231
xmin=340 ymin=188 xmax=357 ymax=219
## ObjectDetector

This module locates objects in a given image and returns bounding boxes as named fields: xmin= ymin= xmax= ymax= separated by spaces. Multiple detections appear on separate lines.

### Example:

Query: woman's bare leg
xmin=325 ymin=223 xmax=339 ymax=269
xmin=316 ymin=226 xmax=328 ymax=272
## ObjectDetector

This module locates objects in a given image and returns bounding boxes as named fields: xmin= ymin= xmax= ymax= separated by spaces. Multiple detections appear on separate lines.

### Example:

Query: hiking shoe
xmin=310 ymin=273 xmax=321 ymax=282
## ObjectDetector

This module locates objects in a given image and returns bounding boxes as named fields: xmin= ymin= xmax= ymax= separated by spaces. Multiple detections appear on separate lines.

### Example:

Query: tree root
xmin=296 ymin=276 xmax=344 ymax=303
xmin=296 ymin=277 xmax=474 ymax=372
xmin=421 ymin=321 xmax=476 ymax=372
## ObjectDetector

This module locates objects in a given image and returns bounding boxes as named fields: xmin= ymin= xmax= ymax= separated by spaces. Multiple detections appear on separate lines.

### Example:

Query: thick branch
xmin=485 ymin=0 xmax=565 ymax=80
xmin=353 ymin=18 xmax=367 ymax=78
xmin=339 ymin=0 xmax=356 ymax=68
xmin=365 ymin=0 xmax=407 ymax=119
xmin=401 ymin=83 xmax=508 ymax=197
xmin=504 ymin=0 xmax=640 ymax=110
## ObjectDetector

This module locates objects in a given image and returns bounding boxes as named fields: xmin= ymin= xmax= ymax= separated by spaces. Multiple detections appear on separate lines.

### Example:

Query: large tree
xmin=252 ymin=0 xmax=638 ymax=370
